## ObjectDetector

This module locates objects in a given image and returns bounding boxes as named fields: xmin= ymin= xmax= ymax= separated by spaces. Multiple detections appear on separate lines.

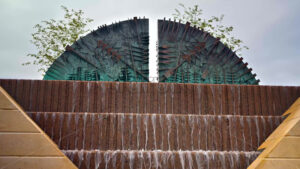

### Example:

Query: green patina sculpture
xmin=158 ymin=19 xmax=259 ymax=84
xmin=44 ymin=17 xmax=149 ymax=82
xmin=44 ymin=17 xmax=259 ymax=85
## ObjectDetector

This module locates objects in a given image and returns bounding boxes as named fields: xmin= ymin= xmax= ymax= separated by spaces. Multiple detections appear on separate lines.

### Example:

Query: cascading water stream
xmin=3 ymin=79 xmax=298 ymax=169
xmin=95 ymin=150 xmax=101 ymax=169
xmin=246 ymin=116 xmax=253 ymax=150
xmin=28 ymin=112 xmax=283 ymax=153
xmin=188 ymin=115 xmax=195 ymax=150
xmin=83 ymin=112 xmax=87 ymax=149
xmin=75 ymin=113 xmax=80 ymax=149
xmin=166 ymin=114 xmax=172 ymax=150
xmin=58 ymin=112 xmax=64 ymax=147
xmin=90 ymin=114 xmax=95 ymax=149
xmin=159 ymin=114 xmax=164 ymax=150
xmin=254 ymin=117 xmax=260 ymax=146
xmin=143 ymin=84 xmax=147 ymax=113
xmin=61 ymin=149 xmax=260 ymax=169
xmin=129 ymin=151 xmax=135 ymax=169
xmin=87 ymin=82 xmax=91 ymax=112
xmin=137 ymin=114 xmax=141 ymax=149
xmin=121 ymin=114 xmax=125 ymax=150
xmin=239 ymin=116 xmax=246 ymax=151
xmin=27 ymin=110 xmax=284 ymax=169
xmin=66 ymin=113 xmax=72 ymax=149
xmin=174 ymin=116 xmax=180 ymax=150
xmin=144 ymin=115 xmax=149 ymax=150
xmin=136 ymin=83 xmax=141 ymax=113
xmin=151 ymin=115 xmax=157 ymax=149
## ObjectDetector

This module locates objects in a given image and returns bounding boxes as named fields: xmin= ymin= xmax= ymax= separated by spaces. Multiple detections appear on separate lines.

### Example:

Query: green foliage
xmin=24 ymin=6 xmax=93 ymax=73
xmin=173 ymin=4 xmax=249 ymax=55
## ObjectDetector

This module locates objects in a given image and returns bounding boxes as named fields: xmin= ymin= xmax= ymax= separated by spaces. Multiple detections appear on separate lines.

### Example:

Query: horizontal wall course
xmin=0 ymin=79 xmax=299 ymax=115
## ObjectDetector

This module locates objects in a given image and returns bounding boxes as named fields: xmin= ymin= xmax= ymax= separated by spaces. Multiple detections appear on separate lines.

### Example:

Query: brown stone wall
xmin=27 ymin=112 xmax=283 ymax=152
xmin=0 ymin=79 xmax=299 ymax=115
xmin=1 ymin=79 xmax=299 ymax=169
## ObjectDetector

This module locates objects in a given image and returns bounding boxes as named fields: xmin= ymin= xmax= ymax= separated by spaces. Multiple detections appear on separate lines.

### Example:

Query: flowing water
xmin=27 ymin=111 xmax=281 ymax=168
xmin=28 ymin=112 xmax=283 ymax=152
xmin=62 ymin=150 xmax=260 ymax=169
xmin=2 ymin=80 xmax=297 ymax=169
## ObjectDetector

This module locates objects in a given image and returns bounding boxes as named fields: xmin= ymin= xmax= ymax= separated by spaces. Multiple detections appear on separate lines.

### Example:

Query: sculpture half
xmin=44 ymin=17 xmax=149 ymax=82
xmin=158 ymin=19 xmax=259 ymax=84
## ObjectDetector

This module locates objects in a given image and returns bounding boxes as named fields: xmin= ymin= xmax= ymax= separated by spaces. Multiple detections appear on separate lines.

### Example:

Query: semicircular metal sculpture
xmin=44 ymin=17 xmax=149 ymax=82
xmin=158 ymin=19 xmax=259 ymax=84
xmin=44 ymin=17 xmax=259 ymax=85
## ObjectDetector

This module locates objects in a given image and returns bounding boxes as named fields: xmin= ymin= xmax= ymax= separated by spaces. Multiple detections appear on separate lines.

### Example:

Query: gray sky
xmin=0 ymin=0 xmax=299 ymax=86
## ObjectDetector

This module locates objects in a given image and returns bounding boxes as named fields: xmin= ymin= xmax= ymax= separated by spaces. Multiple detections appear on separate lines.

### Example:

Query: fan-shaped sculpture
xmin=158 ymin=19 xmax=259 ymax=84
xmin=44 ymin=17 xmax=259 ymax=84
xmin=44 ymin=17 xmax=149 ymax=82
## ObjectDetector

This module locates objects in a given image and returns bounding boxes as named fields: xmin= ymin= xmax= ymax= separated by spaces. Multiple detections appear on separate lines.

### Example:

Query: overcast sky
xmin=0 ymin=0 xmax=299 ymax=86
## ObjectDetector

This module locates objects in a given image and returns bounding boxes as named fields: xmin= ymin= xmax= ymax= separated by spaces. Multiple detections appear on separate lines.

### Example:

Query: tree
xmin=173 ymin=4 xmax=249 ymax=55
xmin=24 ymin=6 xmax=93 ymax=73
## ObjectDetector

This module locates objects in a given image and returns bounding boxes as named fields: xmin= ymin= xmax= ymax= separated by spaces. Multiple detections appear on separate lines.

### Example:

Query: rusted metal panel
xmin=260 ymin=86 xmax=268 ymax=115
xmin=253 ymin=86 xmax=262 ymax=116
xmin=24 ymin=113 xmax=284 ymax=151
xmin=247 ymin=86 xmax=255 ymax=115
xmin=158 ymin=20 xmax=259 ymax=85
xmin=44 ymin=18 xmax=149 ymax=83
xmin=0 ymin=79 xmax=299 ymax=116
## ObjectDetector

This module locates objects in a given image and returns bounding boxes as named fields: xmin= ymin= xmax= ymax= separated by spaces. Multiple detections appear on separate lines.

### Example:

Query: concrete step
xmin=62 ymin=149 xmax=259 ymax=169
xmin=28 ymin=112 xmax=282 ymax=151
